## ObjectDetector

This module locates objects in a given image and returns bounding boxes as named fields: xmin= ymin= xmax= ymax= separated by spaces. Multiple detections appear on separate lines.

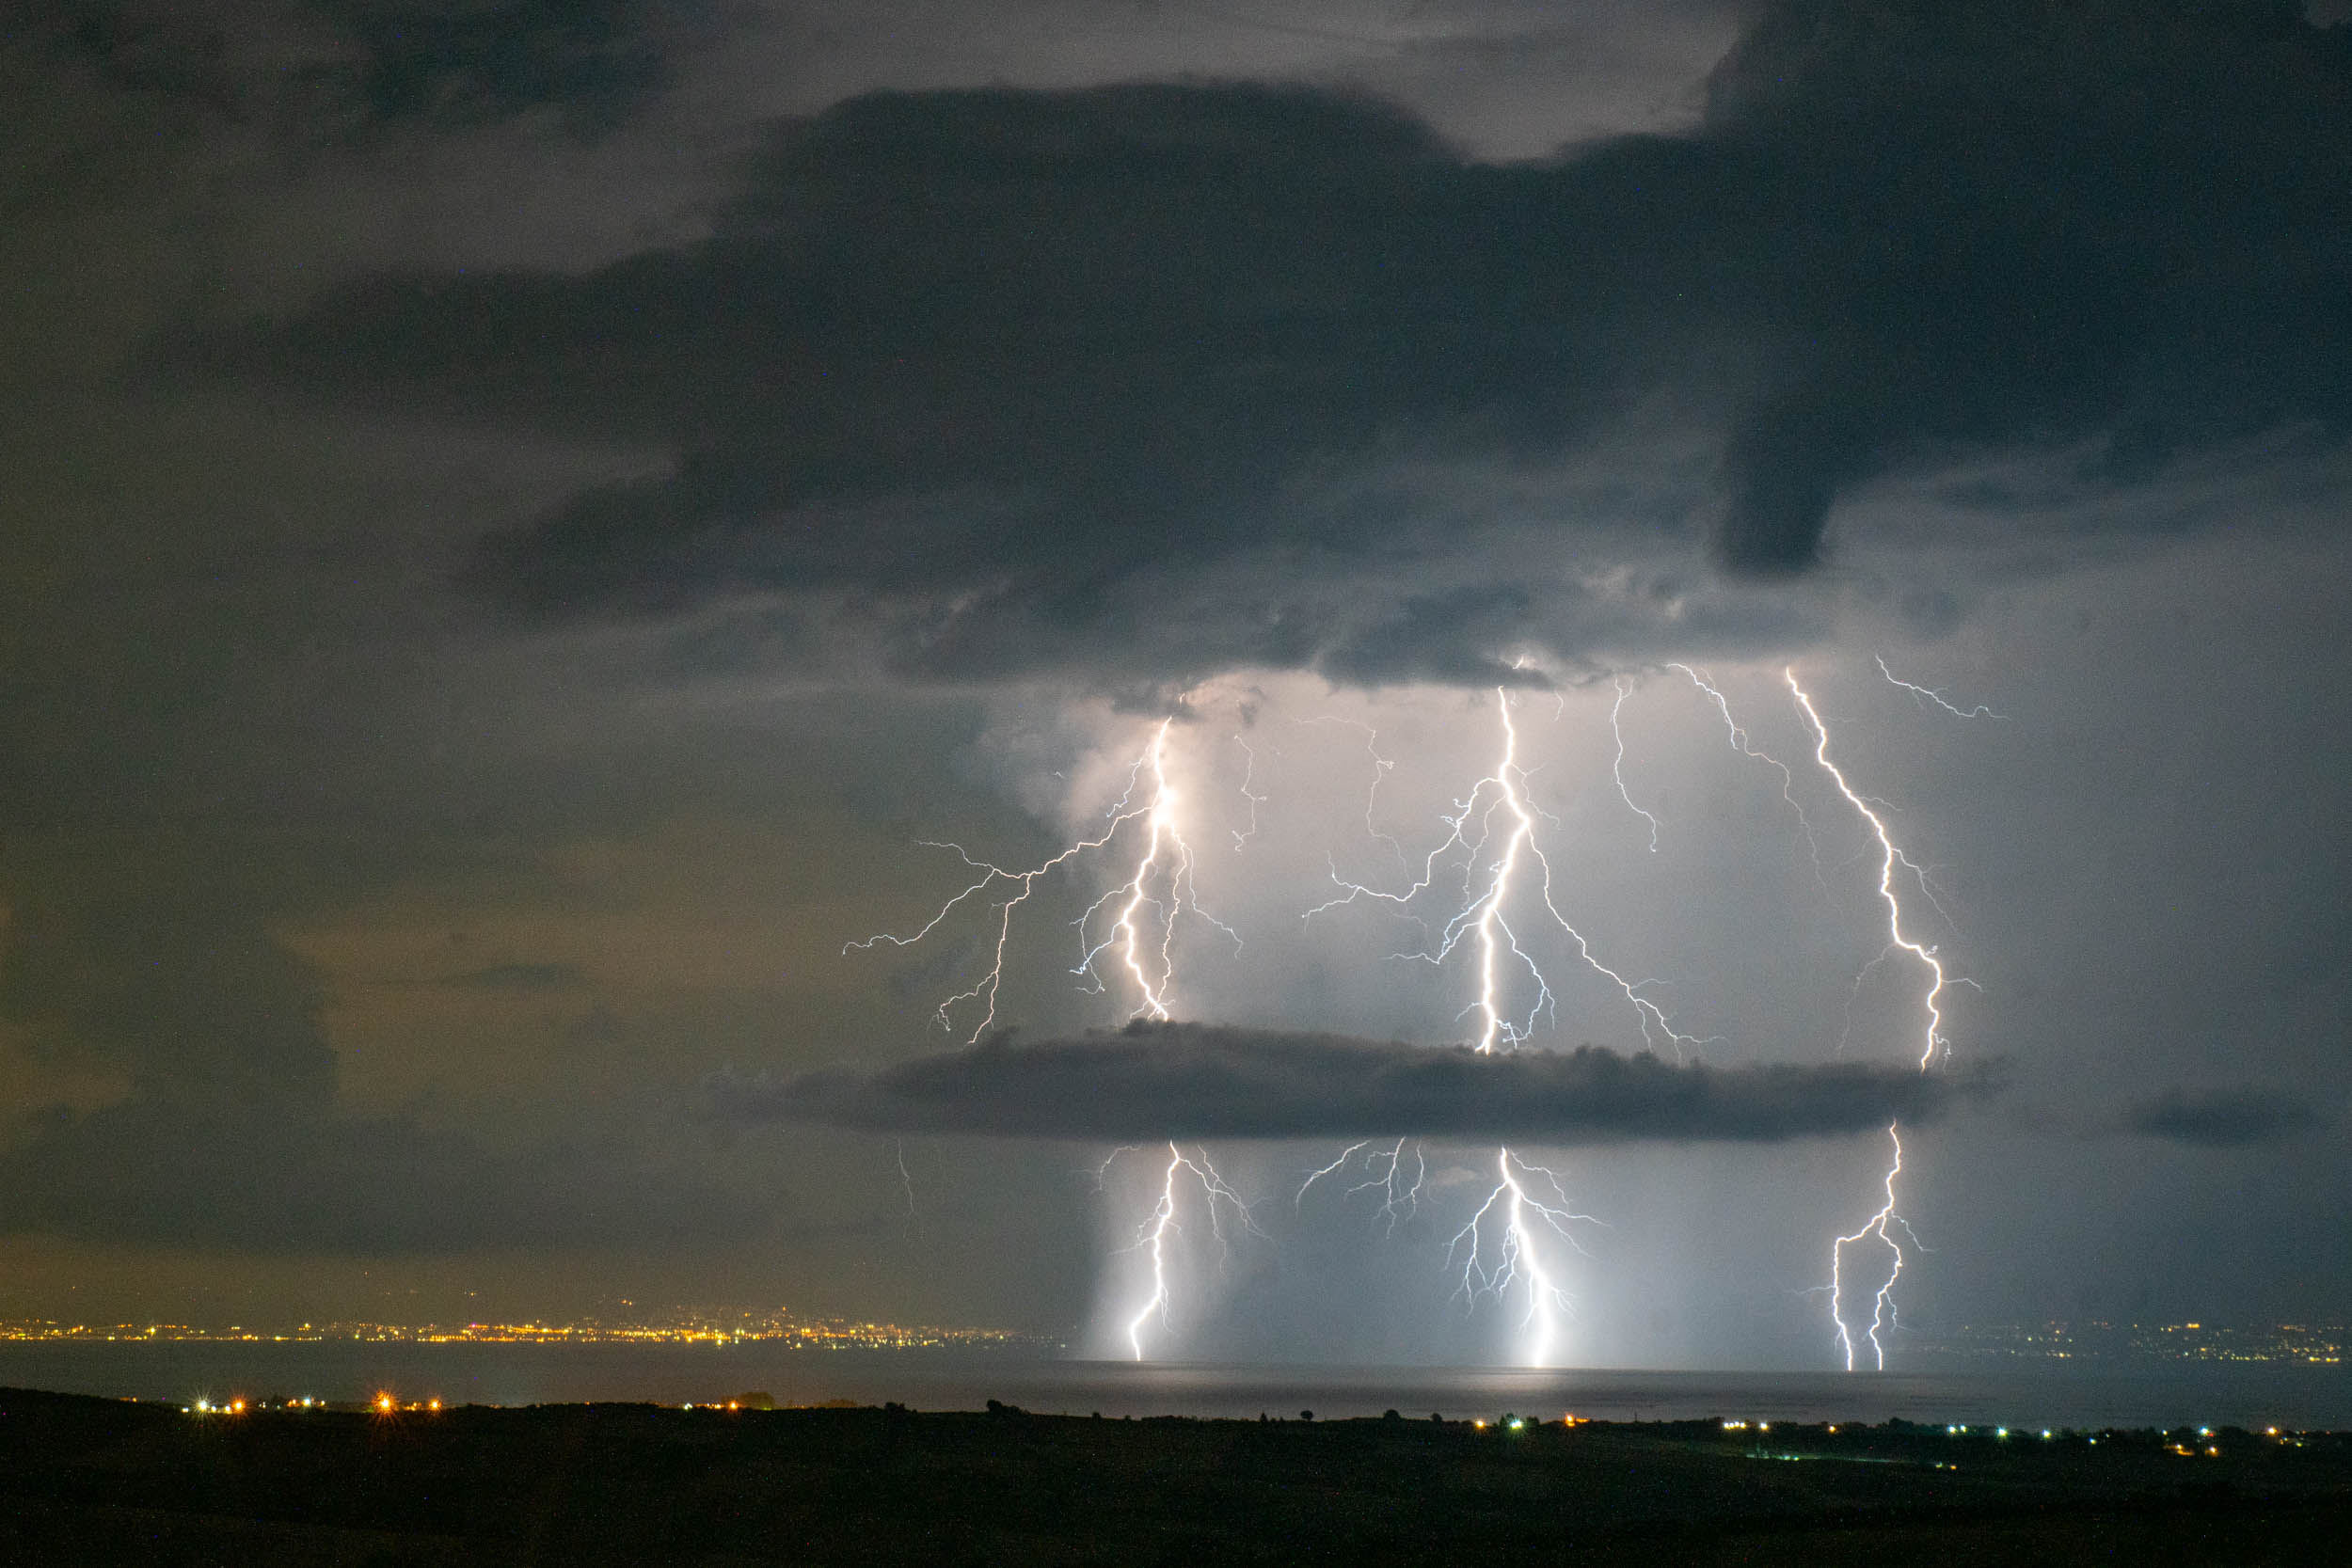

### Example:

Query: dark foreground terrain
xmin=0 ymin=1386 xmax=2344 ymax=1564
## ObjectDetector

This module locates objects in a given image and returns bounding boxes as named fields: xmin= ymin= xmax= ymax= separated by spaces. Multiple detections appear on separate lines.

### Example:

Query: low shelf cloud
xmin=2122 ymin=1085 xmax=2330 ymax=1148
xmin=714 ymin=1022 xmax=1993 ymax=1144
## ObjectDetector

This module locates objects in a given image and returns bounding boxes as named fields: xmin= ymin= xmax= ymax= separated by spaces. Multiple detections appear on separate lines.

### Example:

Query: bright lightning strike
xmin=1057 ymin=724 xmax=1251 ymax=1363
xmin=850 ymin=718 xmax=1251 ymax=1364
xmin=1072 ymin=722 xmax=1235 ymax=1020
xmin=1119 ymin=1142 xmax=1263 ymax=1361
xmin=1295 ymin=1137 xmax=1426 ymax=1236
xmin=1305 ymin=689 xmax=1669 ymax=1364
xmin=1827 ymin=1124 xmax=1923 ymax=1371
xmin=1786 ymin=673 xmax=1951 ymax=1071
xmin=1609 ymin=675 xmax=1661 ymax=853
xmin=1467 ymin=691 xmax=1540 ymax=1052
xmin=1446 ymin=1148 xmax=1600 ymax=1368
xmin=849 ymin=719 xmax=1232 ymax=1040
xmin=1441 ymin=701 xmax=1599 ymax=1364
xmin=1307 ymin=689 xmax=1712 ymax=1061
xmin=1876 ymin=656 xmax=2008 ymax=721
xmin=1295 ymin=1141 xmax=1368 ymax=1205
xmin=1788 ymin=670 xmax=1961 ymax=1372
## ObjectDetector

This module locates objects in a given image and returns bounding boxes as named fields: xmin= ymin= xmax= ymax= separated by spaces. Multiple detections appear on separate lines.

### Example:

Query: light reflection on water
xmin=2 ymin=1345 xmax=2344 ymax=1429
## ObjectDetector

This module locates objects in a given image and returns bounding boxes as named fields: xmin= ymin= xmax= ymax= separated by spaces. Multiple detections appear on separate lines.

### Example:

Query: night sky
xmin=3 ymin=0 xmax=2347 ymax=1369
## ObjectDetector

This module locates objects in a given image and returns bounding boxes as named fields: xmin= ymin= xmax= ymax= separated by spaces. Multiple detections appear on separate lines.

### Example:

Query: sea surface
xmin=2 ymin=1345 xmax=2345 ymax=1430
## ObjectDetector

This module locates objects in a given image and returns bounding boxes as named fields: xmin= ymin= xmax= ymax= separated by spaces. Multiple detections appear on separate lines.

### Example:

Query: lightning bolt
xmin=1230 ymin=735 xmax=1267 ymax=850
xmin=1876 ymin=656 xmax=2008 ymax=721
xmin=1669 ymin=663 xmax=1825 ymax=877
xmin=894 ymin=1139 xmax=918 ymax=1218
xmin=853 ymin=716 xmax=1254 ymax=1362
xmin=1786 ymin=673 xmax=1950 ymax=1071
xmin=1445 ymin=1148 xmax=1601 ymax=1368
xmin=1466 ymin=689 xmax=1541 ymax=1053
xmin=1069 ymin=723 xmax=1256 ymax=1362
xmin=1827 ymin=1124 xmax=1927 ymax=1371
xmin=1307 ymin=689 xmax=1713 ymax=1060
xmin=1117 ymin=1142 xmax=1264 ymax=1360
xmin=1064 ymin=726 xmax=1258 ymax=1363
xmin=1308 ymin=688 xmax=1679 ymax=1363
xmin=1074 ymin=720 xmax=1243 ymax=1018
xmin=1787 ymin=669 xmax=1959 ymax=1370
xmin=1295 ymin=1137 xmax=1426 ymax=1236
xmin=1609 ymin=675 xmax=1662 ymax=853
xmin=1296 ymin=714 xmax=1406 ymax=875
xmin=1295 ymin=1141 xmax=1368 ymax=1205
xmin=850 ymin=719 xmax=1233 ymax=1040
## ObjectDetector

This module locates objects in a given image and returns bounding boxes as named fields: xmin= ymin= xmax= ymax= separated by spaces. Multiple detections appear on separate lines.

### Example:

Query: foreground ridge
xmin=0 ymin=1386 xmax=2345 ymax=1564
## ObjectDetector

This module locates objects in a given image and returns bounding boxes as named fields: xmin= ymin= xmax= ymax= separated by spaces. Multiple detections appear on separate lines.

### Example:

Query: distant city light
xmin=0 ymin=1309 xmax=1044 ymax=1352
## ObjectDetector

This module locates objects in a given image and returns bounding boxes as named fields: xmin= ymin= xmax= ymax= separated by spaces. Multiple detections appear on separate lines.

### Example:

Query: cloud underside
xmin=715 ymin=1022 xmax=1982 ymax=1143
xmin=165 ymin=1 xmax=2352 ymax=688
xmin=2124 ymin=1085 xmax=2328 ymax=1148
xmin=40 ymin=1 xmax=676 ymax=132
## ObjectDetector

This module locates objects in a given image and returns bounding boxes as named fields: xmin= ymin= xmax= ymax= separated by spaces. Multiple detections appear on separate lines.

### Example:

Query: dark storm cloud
xmin=0 ymin=1094 xmax=769 ymax=1253
xmin=0 ymin=878 xmax=336 ymax=1101
xmin=712 ymin=1021 xmax=1989 ymax=1142
xmin=36 ymin=1 xmax=677 ymax=131
xmin=156 ymin=0 xmax=2352 ymax=686
xmin=2123 ymin=1085 xmax=2330 ymax=1148
xmin=0 ymin=852 xmax=758 ymax=1253
xmin=310 ymin=0 xmax=671 ymax=130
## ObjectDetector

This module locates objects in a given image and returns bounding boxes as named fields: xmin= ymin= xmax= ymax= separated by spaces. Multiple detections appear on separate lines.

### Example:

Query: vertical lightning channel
xmin=1120 ymin=1142 xmax=1262 ymax=1360
xmin=1469 ymin=693 xmax=1537 ymax=1052
xmin=1075 ymin=719 xmax=1242 ymax=1020
xmin=1445 ymin=1149 xmax=1598 ymax=1368
xmin=1230 ymin=735 xmax=1267 ymax=850
xmin=1609 ymin=675 xmax=1662 ymax=853
xmin=1669 ymin=663 xmax=1825 ymax=877
xmin=1065 ymin=722 xmax=1254 ymax=1361
xmin=1786 ymin=672 xmax=1949 ymax=1070
xmin=1309 ymin=689 xmax=1645 ymax=1361
xmin=1127 ymin=1145 xmax=1183 ymax=1359
xmin=1788 ymin=669 xmax=1955 ymax=1370
xmin=850 ymin=715 xmax=1251 ymax=1362
xmin=1828 ymin=1124 xmax=1916 ymax=1371
xmin=1307 ymin=689 xmax=1711 ymax=1061
xmin=894 ymin=1139 xmax=918 ymax=1218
